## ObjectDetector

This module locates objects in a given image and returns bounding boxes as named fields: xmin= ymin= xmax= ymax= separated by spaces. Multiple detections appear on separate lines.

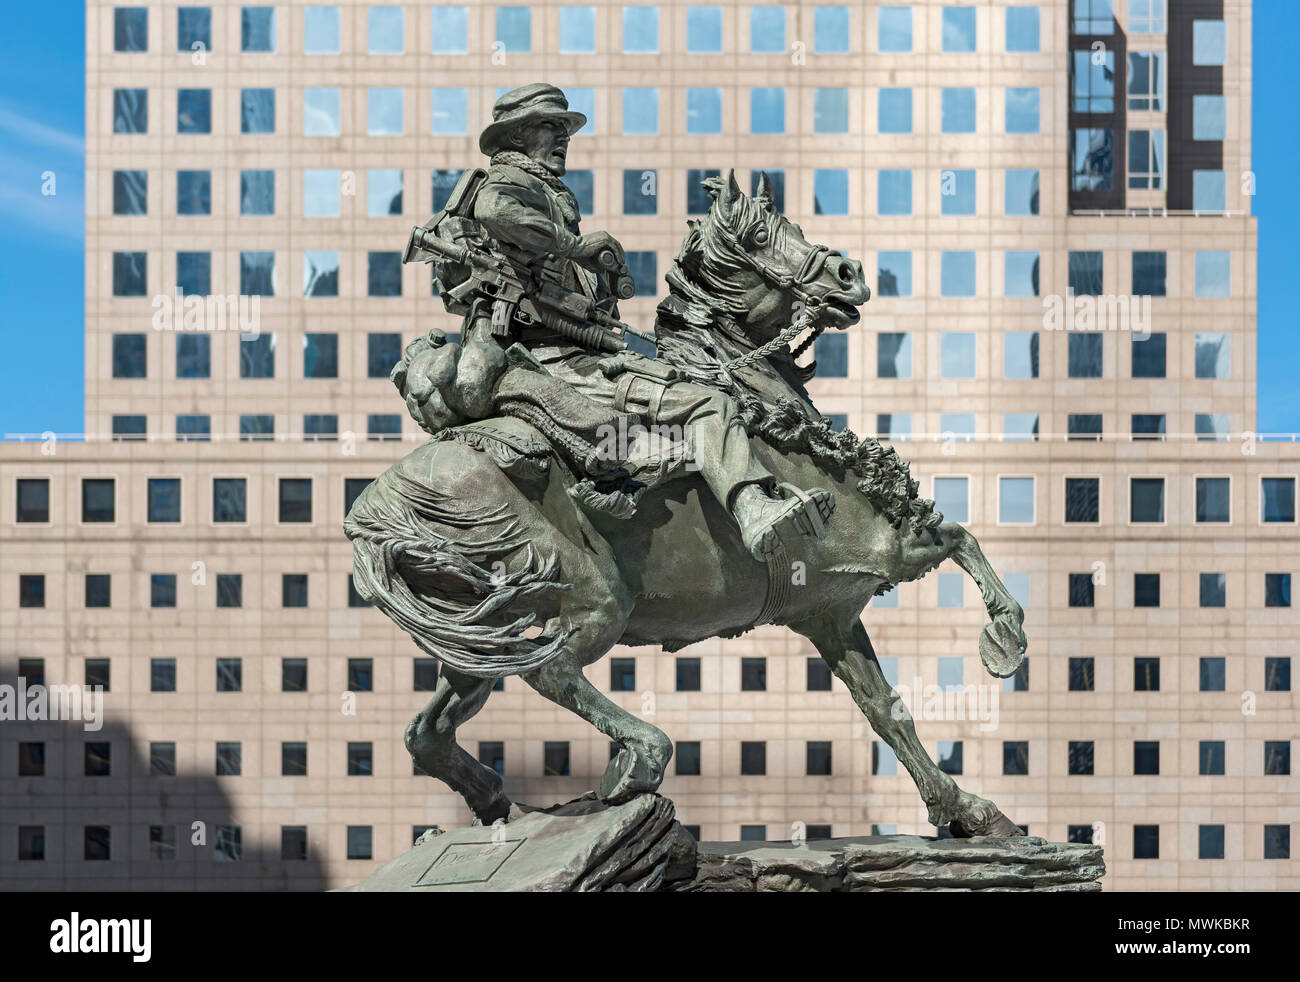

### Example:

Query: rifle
xmin=403 ymin=225 xmax=655 ymax=356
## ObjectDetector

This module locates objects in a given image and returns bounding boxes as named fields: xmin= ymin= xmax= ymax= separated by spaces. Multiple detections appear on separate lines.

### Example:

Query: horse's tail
xmin=344 ymin=468 xmax=575 ymax=678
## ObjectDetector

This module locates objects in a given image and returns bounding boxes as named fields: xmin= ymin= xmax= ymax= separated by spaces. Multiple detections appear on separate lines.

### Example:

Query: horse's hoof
xmin=470 ymin=795 xmax=512 ymax=827
xmin=978 ymin=615 xmax=1027 ymax=679
xmin=949 ymin=812 xmax=1025 ymax=838
xmin=599 ymin=747 xmax=662 ymax=804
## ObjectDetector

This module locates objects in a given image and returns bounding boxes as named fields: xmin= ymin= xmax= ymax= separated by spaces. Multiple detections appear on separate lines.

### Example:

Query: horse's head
xmin=674 ymin=170 xmax=870 ymax=343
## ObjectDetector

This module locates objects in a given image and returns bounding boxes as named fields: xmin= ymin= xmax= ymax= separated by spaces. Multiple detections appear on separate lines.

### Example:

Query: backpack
xmin=403 ymin=168 xmax=490 ymax=317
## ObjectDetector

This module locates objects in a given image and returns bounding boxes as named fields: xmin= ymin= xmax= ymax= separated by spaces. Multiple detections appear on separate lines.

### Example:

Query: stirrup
xmin=775 ymin=483 xmax=835 ymax=539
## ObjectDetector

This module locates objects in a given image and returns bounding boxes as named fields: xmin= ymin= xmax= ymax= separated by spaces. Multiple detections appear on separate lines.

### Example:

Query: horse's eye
xmin=744 ymin=224 xmax=770 ymax=249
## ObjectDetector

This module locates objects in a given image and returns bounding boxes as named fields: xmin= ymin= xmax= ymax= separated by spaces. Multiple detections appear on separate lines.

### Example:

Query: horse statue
xmin=344 ymin=171 xmax=1028 ymax=838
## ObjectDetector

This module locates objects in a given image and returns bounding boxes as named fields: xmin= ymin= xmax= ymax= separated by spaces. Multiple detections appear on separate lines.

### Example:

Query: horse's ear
xmin=726 ymin=169 xmax=743 ymax=200
xmin=755 ymin=171 xmax=776 ymax=213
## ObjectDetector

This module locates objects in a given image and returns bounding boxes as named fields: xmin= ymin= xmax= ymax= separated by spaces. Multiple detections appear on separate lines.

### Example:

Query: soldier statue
xmin=403 ymin=83 xmax=833 ymax=559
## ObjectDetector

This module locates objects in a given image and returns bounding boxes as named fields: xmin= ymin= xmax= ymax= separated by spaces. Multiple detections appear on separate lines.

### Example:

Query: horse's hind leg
xmin=790 ymin=611 xmax=1023 ymax=838
xmin=405 ymin=664 xmax=510 ymax=825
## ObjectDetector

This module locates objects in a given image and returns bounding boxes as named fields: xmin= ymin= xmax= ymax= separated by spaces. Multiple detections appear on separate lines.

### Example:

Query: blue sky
xmin=1 ymin=2 xmax=1297 ymax=435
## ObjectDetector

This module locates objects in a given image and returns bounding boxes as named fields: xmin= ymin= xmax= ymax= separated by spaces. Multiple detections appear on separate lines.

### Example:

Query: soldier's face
xmin=518 ymin=120 xmax=569 ymax=175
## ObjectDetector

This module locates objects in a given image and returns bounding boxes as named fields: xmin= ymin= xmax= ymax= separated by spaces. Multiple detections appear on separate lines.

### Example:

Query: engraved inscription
xmin=415 ymin=838 xmax=525 ymax=886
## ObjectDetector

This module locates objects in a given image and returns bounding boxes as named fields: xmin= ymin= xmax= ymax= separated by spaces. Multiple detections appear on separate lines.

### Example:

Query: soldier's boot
xmin=733 ymin=482 xmax=836 ymax=561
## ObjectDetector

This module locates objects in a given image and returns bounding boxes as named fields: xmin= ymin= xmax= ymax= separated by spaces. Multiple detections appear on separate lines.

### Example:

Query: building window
xmin=304 ymin=87 xmax=341 ymax=136
xmin=347 ymin=827 xmax=373 ymax=860
xmin=241 ymin=88 xmax=275 ymax=134
xmin=683 ymin=87 xmax=723 ymax=134
xmin=84 ymin=826 xmax=112 ymax=861
xmin=1072 ymin=49 xmax=1115 ymax=112
xmin=1135 ymin=657 xmax=1160 ymax=692
xmin=432 ymin=6 xmax=468 ymax=53
xmin=543 ymin=741 xmax=570 ymax=776
xmin=304 ymin=333 xmax=339 ymax=378
xmin=82 ymin=478 xmax=116 ymax=524
xmin=941 ymin=88 xmax=975 ymax=133
xmin=932 ymin=477 xmax=969 ymax=524
xmin=240 ymin=251 xmax=275 ymax=295
xmin=1264 ymin=826 xmax=1290 ymax=860
xmin=85 ymin=574 xmax=111 ymax=608
xmin=1005 ymin=87 xmax=1039 ymax=134
xmin=749 ymin=6 xmax=784 ymax=53
xmin=876 ymin=253 xmax=911 ymax=298
xmin=1002 ymin=741 xmax=1029 ymax=776
xmin=175 ymin=334 xmax=210 ymax=379
xmin=150 ymin=574 xmax=177 ymax=609
xmin=146 ymin=477 xmax=181 ymax=523
xmin=114 ymin=7 xmax=148 ymax=51
xmin=1193 ymin=20 xmax=1227 ymax=66
xmin=346 ymin=742 xmax=373 ymax=776
xmin=610 ymin=657 xmax=635 ymax=692
xmin=304 ymin=168 xmax=340 ymax=217
xmin=18 ymin=575 xmax=44 ymax=609
xmin=368 ymin=87 xmax=404 ymax=136
xmin=113 ymin=252 xmax=148 ymax=298
xmin=303 ymin=415 xmax=337 ymax=441
xmin=999 ymin=477 xmax=1034 ymax=524
xmin=1132 ymin=252 xmax=1166 ymax=296
xmin=815 ymin=333 xmax=848 ymax=378
xmin=675 ymin=657 xmax=701 ymax=692
xmin=814 ymin=169 xmax=849 ymax=215
xmin=304 ymin=5 xmax=341 ymax=53
xmin=176 ymin=172 xmax=212 ymax=219
xmin=1067 ymin=414 xmax=1102 ymax=440
xmin=304 ymin=251 xmax=339 ymax=297
xmin=1195 ymin=253 xmax=1231 ymax=299
xmin=740 ymin=742 xmax=766 ymax=775
xmin=1128 ymin=52 xmax=1164 ymax=110
xmin=940 ymin=253 xmax=976 ymax=299
xmin=239 ymin=334 xmax=274 ymax=378
xmin=368 ymin=5 xmax=403 ymax=53
xmin=281 ymin=658 xmax=308 ymax=692
xmin=238 ymin=415 xmax=272 ymax=442
xmin=1065 ymin=477 xmax=1100 ymax=524
xmin=806 ymin=741 xmax=832 ymax=776
xmin=685 ymin=5 xmax=722 ymax=52
xmin=878 ymin=6 xmax=912 ymax=53
xmin=112 ymin=169 xmax=146 ymax=215
xmin=217 ymin=656 xmax=242 ymax=691
xmin=216 ymin=573 xmax=243 ymax=609
xmin=1129 ymin=477 xmax=1164 ymax=523
xmin=278 ymin=478 xmax=312 ymax=523
xmin=807 ymin=657 xmax=832 ymax=691
xmin=1005 ymin=169 xmax=1039 ymax=215
xmin=1068 ymin=657 xmax=1095 ymax=691
xmin=1068 ymin=251 xmax=1103 ymax=297
xmin=1006 ymin=6 xmax=1039 ymax=52
xmin=113 ymin=88 xmax=147 ymax=133
xmin=878 ymin=88 xmax=911 ymax=134
xmin=1262 ymin=478 xmax=1296 ymax=523
xmin=557 ymin=5 xmax=595 ymax=53
xmin=1199 ymin=657 xmax=1226 ymax=692
xmin=344 ymin=478 xmax=374 ymax=517
xmin=176 ymin=250 xmax=211 ymax=296
xmin=1193 ymin=170 xmax=1227 ymax=212
xmin=16 ymin=479 xmax=50 ymax=523
xmin=282 ymin=573 xmax=308 ymax=608
xmin=1200 ymin=572 xmax=1226 ymax=608
xmin=750 ymin=87 xmax=784 ymax=134
xmin=622 ymin=170 xmax=658 ymax=216
xmin=1134 ymin=573 xmax=1160 ymax=608
xmin=413 ymin=658 xmax=438 ymax=692
xmin=1265 ymin=573 xmax=1292 ymax=608
xmin=942 ymin=5 xmax=975 ymax=52
xmin=814 ymin=87 xmax=849 ymax=134
xmin=496 ymin=5 xmax=531 ymax=52
xmin=1130 ymin=333 xmax=1166 ymax=379
xmin=1134 ymin=741 xmax=1160 ymax=776
xmin=940 ymin=169 xmax=975 ymax=216
xmin=1002 ymin=414 xmax=1038 ymax=442
xmin=1004 ymin=252 xmax=1040 ymax=298
xmin=242 ymin=6 xmax=275 ymax=51
xmin=623 ymin=5 xmax=660 ymax=53
xmin=177 ymin=89 xmax=211 ymax=134
xmin=149 ymin=657 xmax=176 ymax=691
xmin=280 ymin=827 xmax=307 ymax=861
xmin=1264 ymin=742 xmax=1291 ymax=775
xmin=1071 ymin=129 xmax=1114 ymax=191
xmin=477 ymin=741 xmax=505 ymax=776
xmin=940 ymin=332 xmax=975 ymax=379
xmin=675 ymin=741 xmax=701 ymax=776
xmin=741 ymin=657 xmax=767 ymax=691
xmin=1128 ymin=130 xmax=1165 ymax=189
xmin=148 ymin=742 xmax=175 ymax=777
xmin=686 ymin=168 xmax=721 ymax=215
xmin=1068 ymin=741 xmax=1094 ymax=776
xmin=1069 ymin=573 xmax=1095 ymax=608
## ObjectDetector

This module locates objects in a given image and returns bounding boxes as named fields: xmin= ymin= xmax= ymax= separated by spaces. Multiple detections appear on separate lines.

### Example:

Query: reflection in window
xmin=1128 ymin=52 xmax=1164 ymax=110
xmin=877 ymin=333 xmax=912 ymax=378
xmin=304 ymin=415 xmax=338 ymax=441
xmin=115 ymin=7 xmax=148 ymax=51
xmin=1069 ymin=251 xmax=1103 ymax=296
xmin=240 ymin=169 xmax=274 ymax=215
xmin=177 ymin=170 xmax=211 ymax=215
xmin=934 ymin=478 xmax=970 ymax=523
xmin=176 ymin=334 xmax=210 ymax=378
xmin=1131 ymin=414 xmax=1165 ymax=440
xmin=304 ymin=333 xmax=338 ymax=378
xmin=240 ymin=334 xmax=275 ymax=378
xmin=814 ymin=169 xmax=849 ymax=216
xmin=1005 ymin=87 xmax=1039 ymax=134
xmin=1131 ymin=332 xmax=1166 ymax=379
xmin=242 ymin=7 xmax=275 ymax=52
xmin=239 ymin=88 xmax=274 ymax=133
xmin=1073 ymin=0 xmax=1114 ymax=34
xmin=1068 ymin=334 xmax=1103 ymax=378
xmin=877 ymin=414 xmax=911 ymax=442
xmin=1003 ymin=413 xmax=1039 ymax=442
xmin=1072 ymin=50 xmax=1115 ymax=112
xmin=942 ymin=6 xmax=975 ymax=52
xmin=876 ymin=252 xmax=911 ymax=298
xmin=304 ymin=251 xmax=339 ymax=297
xmin=304 ymin=87 xmax=341 ymax=136
xmin=1195 ymin=331 xmax=1230 ymax=378
xmin=878 ymin=169 xmax=911 ymax=216
xmin=814 ymin=333 xmax=848 ymax=378
xmin=178 ymin=7 xmax=212 ymax=52
xmin=113 ymin=89 xmax=147 ymax=133
xmin=368 ymin=168 xmax=403 ymax=216
xmin=1128 ymin=130 xmax=1165 ymax=189
xmin=1005 ymin=169 xmax=1039 ymax=215
xmin=496 ymin=6 xmax=531 ymax=52
xmin=1004 ymin=251 xmax=1039 ymax=298
xmin=941 ymin=332 xmax=975 ymax=379
xmin=1004 ymin=332 xmax=1039 ymax=379
xmin=240 ymin=251 xmax=275 ymax=296
xmin=1129 ymin=0 xmax=1165 ymax=33
xmin=177 ymin=251 xmax=210 ymax=295
xmin=1262 ymin=478 xmax=1296 ymax=523
xmin=686 ymin=5 xmax=722 ymax=53
xmin=1195 ymin=414 xmax=1230 ymax=442
xmin=177 ymin=89 xmax=211 ymax=134
xmin=369 ymin=252 xmax=402 ymax=296
xmin=686 ymin=87 xmax=722 ymax=134
xmin=113 ymin=253 xmax=147 ymax=296
xmin=113 ymin=170 xmax=147 ymax=215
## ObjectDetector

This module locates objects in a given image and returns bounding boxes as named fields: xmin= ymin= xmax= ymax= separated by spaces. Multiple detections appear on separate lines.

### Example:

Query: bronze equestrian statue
xmin=345 ymin=83 xmax=1028 ymax=838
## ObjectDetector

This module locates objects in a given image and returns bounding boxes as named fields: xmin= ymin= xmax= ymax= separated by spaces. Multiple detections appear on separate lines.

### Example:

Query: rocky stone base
xmin=680 ymin=835 xmax=1105 ymax=892
xmin=343 ymin=793 xmax=1104 ymax=892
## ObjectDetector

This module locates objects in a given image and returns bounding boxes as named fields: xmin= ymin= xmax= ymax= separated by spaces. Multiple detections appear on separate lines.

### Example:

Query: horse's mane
xmin=653 ymin=191 xmax=941 ymax=536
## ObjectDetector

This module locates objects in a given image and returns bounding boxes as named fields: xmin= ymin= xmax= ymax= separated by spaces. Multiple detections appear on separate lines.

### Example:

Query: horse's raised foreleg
xmin=936 ymin=523 xmax=1027 ymax=678
xmin=405 ymin=664 xmax=510 ymax=825
xmin=790 ymin=611 xmax=1023 ymax=837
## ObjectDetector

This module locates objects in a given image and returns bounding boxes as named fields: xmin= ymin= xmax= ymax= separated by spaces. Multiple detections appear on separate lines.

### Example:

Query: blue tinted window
xmin=878 ymin=88 xmax=912 ymax=133
xmin=623 ymin=88 xmax=659 ymax=134
xmin=178 ymin=7 xmax=212 ymax=51
xmin=1193 ymin=20 xmax=1226 ymax=66
xmin=177 ymin=251 xmax=210 ymax=295
xmin=941 ymin=332 xmax=976 ymax=378
xmin=1005 ymin=251 xmax=1040 ymax=298
xmin=565 ymin=170 xmax=594 ymax=214
xmin=942 ymin=88 xmax=976 ymax=133
xmin=303 ymin=169 xmax=340 ymax=218
xmin=240 ymin=170 xmax=274 ymax=215
xmin=1006 ymin=7 xmax=1039 ymax=52
xmin=113 ymin=89 xmax=147 ymax=133
xmin=1193 ymin=170 xmax=1227 ymax=211
xmin=176 ymin=334 xmax=210 ymax=379
xmin=686 ymin=87 xmax=722 ymax=133
xmin=933 ymin=477 xmax=969 ymax=523
xmin=1195 ymin=252 xmax=1231 ymax=298
xmin=625 ymin=251 xmax=657 ymax=297
xmin=942 ymin=6 xmax=975 ymax=52
xmin=113 ymin=170 xmax=147 ymax=215
xmin=240 ymin=251 xmax=275 ymax=296
xmin=177 ymin=170 xmax=211 ymax=215
xmin=563 ymin=87 xmax=594 ymax=135
xmin=1193 ymin=95 xmax=1226 ymax=141
xmin=1005 ymin=169 xmax=1039 ymax=215
xmin=368 ymin=169 xmax=403 ymax=216
xmin=496 ymin=6 xmax=531 ymax=52
xmin=559 ymin=6 xmax=595 ymax=53
xmin=113 ymin=253 xmax=147 ymax=296
xmin=368 ymin=6 xmax=403 ymax=53
xmin=1006 ymin=87 xmax=1039 ymax=134
xmin=432 ymin=6 xmax=468 ymax=53
xmin=304 ymin=88 xmax=341 ymax=135
xmin=304 ymin=6 xmax=340 ymax=53
xmin=432 ymin=88 xmax=468 ymax=135
xmin=815 ymin=332 xmax=848 ymax=377
xmin=368 ymin=87 xmax=404 ymax=136
xmin=624 ymin=6 xmax=659 ymax=53
xmin=876 ymin=252 xmax=911 ymax=298
xmin=878 ymin=169 xmax=911 ymax=216
xmin=941 ymin=169 xmax=975 ymax=215
xmin=687 ymin=6 xmax=722 ymax=52
xmin=814 ymin=6 xmax=850 ymax=53
xmin=750 ymin=88 xmax=785 ymax=134
xmin=242 ymin=7 xmax=275 ymax=52
xmin=814 ymin=170 xmax=848 ymax=215
xmin=941 ymin=252 xmax=976 ymax=298
xmin=241 ymin=88 xmax=275 ymax=133
xmin=751 ymin=7 xmax=785 ymax=53
xmin=623 ymin=170 xmax=658 ymax=215
xmin=304 ymin=250 xmax=339 ymax=297
xmin=878 ymin=6 xmax=912 ymax=52
xmin=814 ymin=88 xmax=848 ymax=133
xmin=115 ymin=7 xmax=148 ymax=51
xmin=177 ymin=89 xmax=211 ymax=134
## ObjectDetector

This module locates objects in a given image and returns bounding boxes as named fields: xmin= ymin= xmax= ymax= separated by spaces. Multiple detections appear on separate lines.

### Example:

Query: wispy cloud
xmin=0 ymin=103 xmax=83 ymax=157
